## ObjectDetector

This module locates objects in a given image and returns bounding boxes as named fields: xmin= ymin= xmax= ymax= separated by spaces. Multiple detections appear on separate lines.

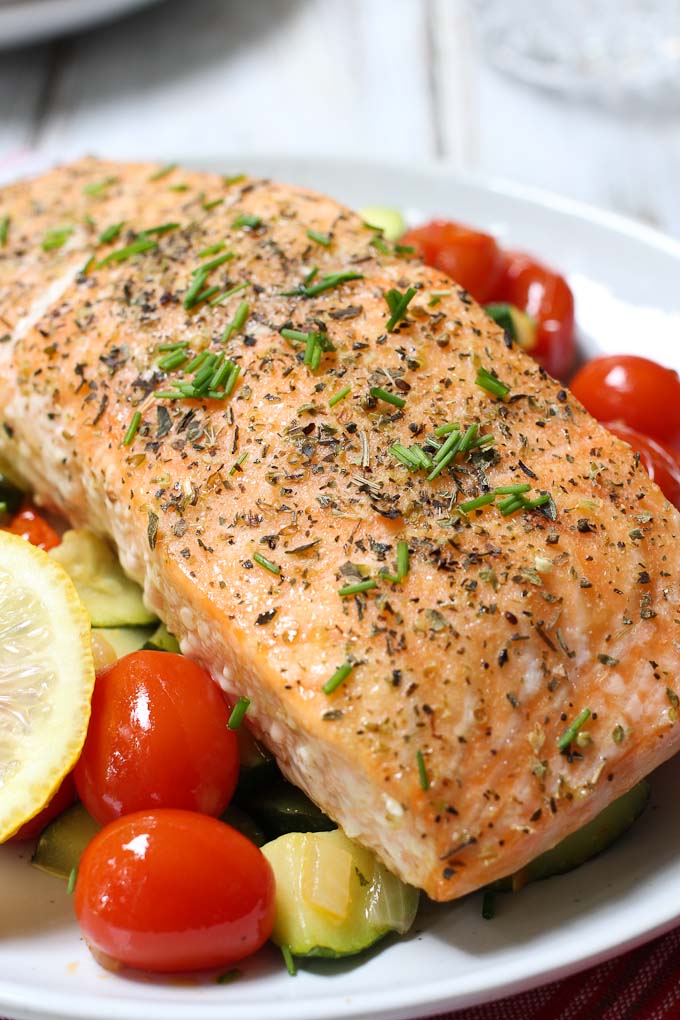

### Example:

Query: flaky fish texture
xmin=1 ymin=159 xmax=680 ymax=900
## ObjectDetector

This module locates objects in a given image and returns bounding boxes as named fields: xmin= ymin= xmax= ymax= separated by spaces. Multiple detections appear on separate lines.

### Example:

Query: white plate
xmin=0 ymin=0 xmax=163 ymax=50
xmin=2 ymin=155 xmax=680 ymax=1020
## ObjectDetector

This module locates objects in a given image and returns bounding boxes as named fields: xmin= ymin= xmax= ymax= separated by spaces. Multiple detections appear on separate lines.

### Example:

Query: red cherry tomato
xmin=400 ymin=220 xmax=504 ymax=303
xmin=570 ymin=355 xmax=680 ymax=449
xmin=497 ymin=251 xmax=575 ymax=380
xmin=74 ymin=651 xmax=239 ymax=825
xmin=74 ymin=809 xmax=275 ymax=973
xmin=9 ymin=773 xmax=78 ymax=841
xmin=604 ymin=423 xmax=680 ymax=510
xmin=5 ymin=507 xmax=60 ymax=551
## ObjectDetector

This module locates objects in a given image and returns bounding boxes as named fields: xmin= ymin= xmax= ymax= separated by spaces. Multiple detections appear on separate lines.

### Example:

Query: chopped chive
xmin=222 ymin=301 xmax=250 ymax=342
xmin=409 ymin=445 xmax=433 ymax=470
xmin=42 ymin=226 xmax=73 ymax=251
xmin=232 ymin=213 xmax=262 ymax=229
xmin=211 ymin=281 xmax=249 ymax=305
xmin=434 ymin=421 xmax=459 ymax=437
xmin=223 ymin=363 xmax=241 ymax=396
xmin=158 ymin=340 xmax=190 ymax=352
xmin=370 ymin=386 xmax=405 ymax=409
xmin=416 ymin=750 xmax=429 ymax=790
xmin=194 ymin=285 xmax=221 ymax=306
xmin=210 ymin=356 xmax=232 ymax=390
xmin=154 ymin=391 xmax=185 ymax=400
xmin=494 ymin=484 xmax=531 ymax=495
xmin=97 ymin=235 xmax=157 ymax=266
xmin=184 ymin=269 xmax=209 ymax=309
xmin=397 ymin=540 xmax=409 ymax=579
xmin=429 ymin=290 xmax=451 ymax=307
xmin=83 ymin=176 xmax=118 ymax=197
xmin=306 ymin=228 xmax=331 ymax=247
xmin=99 ymin=221 xmax=124 ymax=244
xmin=329 ymin=385 xmax=351 ymax=408
xmin=282 ymin=270 xmax=364 ymax=298
xmin=198 ymin=242 xmax=225 ymax=258
xmin=253 ymin=551 xmax=280 ymax=575
xmin=281 ymin=945 xmax=297 ymax=976
xmin=145 ymin=222 xmax=180 ymax=236
xmin=471 ymin=434 xmax=496 ymax=449
xmin=186 ymin=350 xmax=210 ymax=372
xmin=224 ymin=173 xmax=246 ymax=185
xmin=524 ymin=493 xmax=552 ymax=510
xmin=385 ymin=286 xmax=417 ymax=331
xmin=498 ymin=494 xmax=526 ymax=516
xmin=193 ymin=252 xmax=234 ymax=274
xmin=158 ymin=349 xmax=189 ymax=372
xmin=481 ymin=890 xmax=495 ymax=920
xmin=303 ymin=266 xmax=319 ymax=286
xmin=323 ymin=660 xmax=354 ymax=695
xmin=150 ymin=163 xmax=177 ymax=181
xmin=394 ymin=243 xmax=416 ymax=255
xmin=433 ymin=430 xmax=461 ymax=463
xmin=339 ymin=579 xmax=376 ymax=597
xmin=380 ymin=572 xmax=401 ymax=584
xmin=66 ymin=867 xmax=77 ymax=895
xmin=459 ymin=493 xmax=496 ymax=514
xmin=80 ymin=255 xmax=95 ymax=275
xmin=203 ymin=197 xmax=223 ymax=211
xmin=229 ymin=451 xmax=248 ymax=475
xmin=122 ymin=411 xmax=141 ymax=446
xmin=476 ymin=365 xmax=510 ymax=400
xmin=558 ymin=707 xmax=591 ymax=752
xmin=169 ymin=183 xmax=189 ymax=192
xmin=459 ymin=423 xmax=479 ymax=453
xmin=390 ymin=443 xmax=421 ymax=470
xmin=370 ymin=234 xmax=390 ymax=254
xmin=0 ymin=215 xmax=9 ymax=246
xmin=280 ymin=328 xmax=309 ymax=344
xmin=303 ymin=333 xmax=318 ymax=367
xmin=227 ymin=696 xmax=250 ymax=730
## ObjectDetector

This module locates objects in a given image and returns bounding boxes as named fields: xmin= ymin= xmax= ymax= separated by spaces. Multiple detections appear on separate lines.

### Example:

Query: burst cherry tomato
xmin=570 ymin=355 xmax=680 ymax=449
xmin=74 ymin=651 xmax=239 ymax=825
xmin=497 ymin=251 xmax=575 ymax=380
xmin=400 ymin=219 xmax=504 ymax=303
xmin=74 ymin=809 xmax=275 ymax=972
xmin=5 ymin=507 xmax=60 ymax=550
xmin=605 ymin=423 xmax=680 ymax=510
xmin=9 ymin=773 xmax=78 ymax=841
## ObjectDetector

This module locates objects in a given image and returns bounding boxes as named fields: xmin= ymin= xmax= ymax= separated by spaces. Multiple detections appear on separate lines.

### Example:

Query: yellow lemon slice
xmin=0 ymin=531 xmax=94 ymax=842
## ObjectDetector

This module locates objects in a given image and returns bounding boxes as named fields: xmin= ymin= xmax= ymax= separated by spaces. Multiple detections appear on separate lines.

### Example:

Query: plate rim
xmin=1 ymin=151 xmax=680 ymax=1020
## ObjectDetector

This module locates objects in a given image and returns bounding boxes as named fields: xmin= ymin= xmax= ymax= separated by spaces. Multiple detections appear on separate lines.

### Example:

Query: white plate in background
xmin=0 ymin=0 xmax=163 ymax=50
xmin=1 ymin=155 xmax=680 ymax=1020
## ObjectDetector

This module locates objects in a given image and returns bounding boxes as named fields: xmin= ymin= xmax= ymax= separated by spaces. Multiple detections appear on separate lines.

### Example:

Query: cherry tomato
xmin=74 ymin=651 xmax=239 ymax=825
xmin=400 ymin=219 xmax=504 ymax=303
xmin=570 ymin=355 xmax=680 ymax=449
xmin=497 ymin=251 xmax=575 ymax=380
xmin=74 ymin=809 xmax=275 ymax=973
xmin=5 ymin=507 xmax=60 ymax=551
xmin=604 ymin=423 xmax=680 ymax=510
xmin=9 ymin=773 xmax=78 ymax=841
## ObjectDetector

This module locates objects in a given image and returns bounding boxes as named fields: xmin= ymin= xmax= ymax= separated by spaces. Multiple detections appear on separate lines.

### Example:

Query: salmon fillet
xmin=2 ymin=158 xmax=680 ymax=901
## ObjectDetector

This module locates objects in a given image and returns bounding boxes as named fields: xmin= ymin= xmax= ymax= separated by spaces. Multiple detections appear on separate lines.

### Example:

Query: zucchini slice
xmin=262 ymin=829 xmax=419 ymax=958
xmin=31 ymin=802 xmax=101 ymax=880
xmin=50 ymin=529 xmax=157 ymax=627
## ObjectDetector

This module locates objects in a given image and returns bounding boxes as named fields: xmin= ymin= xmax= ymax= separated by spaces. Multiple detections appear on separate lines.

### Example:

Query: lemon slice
xmin=0 ymin=531 xmax=94 ymax=842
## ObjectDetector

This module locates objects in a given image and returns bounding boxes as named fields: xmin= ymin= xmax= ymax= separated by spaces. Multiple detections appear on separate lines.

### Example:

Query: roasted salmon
xmin=1 ymin=158 xmax=679 ymax=901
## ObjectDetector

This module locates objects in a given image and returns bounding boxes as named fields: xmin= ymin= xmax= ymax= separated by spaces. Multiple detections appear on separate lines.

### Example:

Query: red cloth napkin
xmin=433 ymin=926 xmax=680 ymax=1020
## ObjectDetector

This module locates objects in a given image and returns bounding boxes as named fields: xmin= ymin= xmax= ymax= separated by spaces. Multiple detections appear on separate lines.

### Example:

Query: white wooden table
xmin=0 ymin=0 xmax=678 ymax=237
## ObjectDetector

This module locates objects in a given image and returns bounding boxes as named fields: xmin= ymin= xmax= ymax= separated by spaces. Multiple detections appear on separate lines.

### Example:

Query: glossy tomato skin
xmin=497 ymin=251 xmax=575 ymax=380
xmin=400 ymin=219 xmax=504 ymax=303
xmin=74 ymin=651 xmax=239 ymax=825
xmin=5 ymin=507 xmax=61 ymax=551
xmin=570 ymin=355 xmax=680 ymax=448
xmin=605 ymin=423 xmax=680 ymax=510
xmin=9 ymin=773 xmax=77 ymax=841
xmin=74 ymin=809 xmax=276 ymax=973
